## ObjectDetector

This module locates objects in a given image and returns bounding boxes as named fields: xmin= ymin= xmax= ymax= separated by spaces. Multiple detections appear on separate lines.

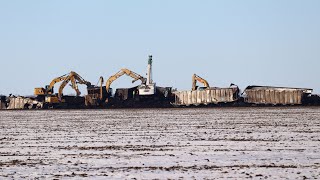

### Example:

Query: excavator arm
xmin=98 ymin=76 xmax=104 ymax=100
xmin=57 ymin=71 xmax=92 ymax=100
xmin=105 ymin=68 xmax=146 ymax=94
xmin=34 ymin=74 xmax=69 ymax=96
xmin=58 ymin=76 xmax=74 ymax=100
xmin=46 ymin=74 xmax=69 ymax=93
xmin=122 ymin=69 xmax=147 ymax=84
xmin=105 ymin=70 xmax=126 ymax=94
xmin=192 ymin=74 xmax=210 ymax=91
xmin=72 ymin=71 xmax=92 ymax=87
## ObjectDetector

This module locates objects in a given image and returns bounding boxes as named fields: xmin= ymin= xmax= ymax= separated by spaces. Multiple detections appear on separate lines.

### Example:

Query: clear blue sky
xmin=0 ymin=0 xmax=319 ymax=95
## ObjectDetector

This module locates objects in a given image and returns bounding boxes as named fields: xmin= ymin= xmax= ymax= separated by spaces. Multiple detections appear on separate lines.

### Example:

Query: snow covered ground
xmin=0 ymin=107 xmax=320 ymax=179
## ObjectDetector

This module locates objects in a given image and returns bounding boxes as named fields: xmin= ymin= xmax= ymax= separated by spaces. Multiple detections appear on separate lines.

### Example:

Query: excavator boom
xmin=192 ymin=74 xmax=210 ymax=91
xmin=104 ymin=68 xmax=146 ymax=103
xmin=34 ymin=71 xmax=92 ymax=102
xmin=47 ymin=75 xmax=68 ymax=94
xmin=58 ymin=71 xmax=92 ymax=100
xmin=105 ymin=68 xmax=146 ymax=94
xmin=99 ymin=76 xmax=104 ymax=100
xmin=34 ymin=74 xmax=69 ymax=95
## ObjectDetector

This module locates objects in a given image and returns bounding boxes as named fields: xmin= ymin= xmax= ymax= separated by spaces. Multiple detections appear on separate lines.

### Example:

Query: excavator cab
xmin=45 ymin=85 xmax=54 ymax=94
xmin=34 ymin=85 xmax=54 ymax=96
xmin=34 ymin=87 xmax=46 ymax=96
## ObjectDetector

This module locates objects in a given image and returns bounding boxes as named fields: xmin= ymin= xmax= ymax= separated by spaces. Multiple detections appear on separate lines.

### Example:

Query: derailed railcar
xmin=243 ymin=86 xmax=312 ymax=105
xmin=173 ymin=87 xmax=239 ymax=106
xmin=6 ymin=96 xmax=43 ymax=109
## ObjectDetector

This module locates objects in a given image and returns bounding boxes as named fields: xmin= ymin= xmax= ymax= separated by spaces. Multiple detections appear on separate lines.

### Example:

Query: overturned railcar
xmin=6 ymin=96 xmax=43 ymax=109
xmin=243 ymin=86 xmax=312 ymax=105
xmin=173 ymin=87 xmax=239 ymax=106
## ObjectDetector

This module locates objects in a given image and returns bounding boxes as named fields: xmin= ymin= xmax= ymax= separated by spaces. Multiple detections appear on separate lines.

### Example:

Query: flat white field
xmin=0 ymin=108 xmax=319 ymax=179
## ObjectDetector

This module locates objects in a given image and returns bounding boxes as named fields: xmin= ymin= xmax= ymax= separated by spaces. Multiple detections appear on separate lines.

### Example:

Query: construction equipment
xmin=192 ymin=74 xmax=210 ymax=91
xmin=138 ymin=55 xmax=156 ymax=95
xmin=34 ymin=71 xmax=91 ymax=104
xmin=105 ymin=68 xmax=146 ymax=102
xmin=57 ymin=71 xmax=92 ymax=100
xmin=34 ymin=74 xmax=69 ymax=96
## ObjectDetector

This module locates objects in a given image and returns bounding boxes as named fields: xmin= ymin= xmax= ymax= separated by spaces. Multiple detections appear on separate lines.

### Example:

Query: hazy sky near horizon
xmin=0 ymin=0 xmax=319 ymax=95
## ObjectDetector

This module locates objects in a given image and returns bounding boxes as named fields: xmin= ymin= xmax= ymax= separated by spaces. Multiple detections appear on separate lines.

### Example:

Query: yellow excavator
xmin=105 ymin=68 xmax=146 ymax=102
xmin=192 ymin=74 xmax=210 ymax=91
xmin=34 ymin=74 xmax=68 ymax=96
xmin=57 ymin=71 xmax=92 ymax=100
xmin=34 ymin=71 xmax=91 ymax=104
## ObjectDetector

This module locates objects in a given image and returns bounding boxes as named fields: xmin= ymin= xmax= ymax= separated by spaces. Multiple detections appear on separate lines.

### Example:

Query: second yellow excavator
xmin=104 ymin=68 xmax=146 ymax=102
xmin=57 ymin=71 xmax=92 ymax=101
xmin=192 ymin=74 xmax=210 ymax=91
xmin=105 ymin=68 xmax=146 ymax=94
xmin=86 ymin=68 xmax=146 ymax=106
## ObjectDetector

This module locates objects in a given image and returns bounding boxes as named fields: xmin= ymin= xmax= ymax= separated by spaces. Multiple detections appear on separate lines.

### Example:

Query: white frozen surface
xmin=0 ymin=107 xmax=320 ymax=179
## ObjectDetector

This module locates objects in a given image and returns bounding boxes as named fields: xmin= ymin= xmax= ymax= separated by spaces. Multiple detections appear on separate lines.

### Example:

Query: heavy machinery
xmin=109 ymin=56 xmax=174 ymax=107
xmin=34 ymin=71 xmax=91 ymax=105
xmin=105 ymin=68 xmax=146 ymax=102
xmin=192 ymin=74 xmax=240 ymax=99
xmin=34 ymin=73 xmax=70 ymax=103
xmin=34 ymin=74 xmax=69 ymax=96
xmin=192 ymin=74 xmax=210 ymax=91
xmin=57 ymin=71 xmax=92 ymax=100
xmin=86 ymin=56 xmax=160 ymax=107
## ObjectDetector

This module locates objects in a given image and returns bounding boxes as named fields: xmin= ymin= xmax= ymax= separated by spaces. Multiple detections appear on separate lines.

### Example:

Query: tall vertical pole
xmin=147 ymin=55 xmax=152 ymax=85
